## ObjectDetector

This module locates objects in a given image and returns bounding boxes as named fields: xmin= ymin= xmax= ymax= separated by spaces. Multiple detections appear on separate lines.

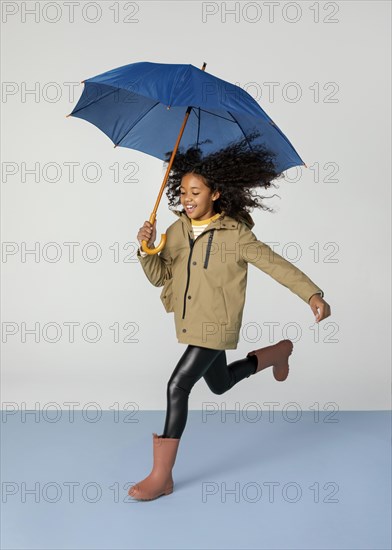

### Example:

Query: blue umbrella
xmin=67 ymin=61 xmax=305 ymax=254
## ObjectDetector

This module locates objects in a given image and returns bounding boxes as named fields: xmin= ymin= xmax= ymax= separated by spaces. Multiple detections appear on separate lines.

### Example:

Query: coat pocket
xmin=160 ymin=277 xmax=174 ymax=313
xmin=213 ymin=286 xmax=228 ymax=323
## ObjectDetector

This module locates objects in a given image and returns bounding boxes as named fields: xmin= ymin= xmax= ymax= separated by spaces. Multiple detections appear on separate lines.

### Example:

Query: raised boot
xmin=247 ymin=339 xmax=294 ymax=382
xmin=128 ymin=433 xmax=180 ymax=501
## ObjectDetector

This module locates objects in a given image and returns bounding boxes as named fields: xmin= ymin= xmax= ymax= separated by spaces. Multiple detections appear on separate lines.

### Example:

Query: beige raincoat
xmin=137 ymin=210 xmax=324 ymax=350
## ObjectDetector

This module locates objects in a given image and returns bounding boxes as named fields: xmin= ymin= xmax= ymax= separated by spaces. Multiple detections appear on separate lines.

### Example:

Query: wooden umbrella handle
xmin=141 ymin=62 xmax=207 ymax=255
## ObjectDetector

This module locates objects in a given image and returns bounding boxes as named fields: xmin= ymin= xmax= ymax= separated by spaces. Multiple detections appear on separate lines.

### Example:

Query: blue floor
xmin=1 ymin=410 xmax=391 ymax=550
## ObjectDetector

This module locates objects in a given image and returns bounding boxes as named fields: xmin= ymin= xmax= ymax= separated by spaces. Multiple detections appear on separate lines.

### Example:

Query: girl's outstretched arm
xmin=239 ymin=224 xmax=324 ymax=304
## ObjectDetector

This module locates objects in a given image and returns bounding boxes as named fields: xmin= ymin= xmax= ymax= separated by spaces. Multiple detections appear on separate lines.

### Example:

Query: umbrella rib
xmin=71 ymin=85 xmax=119 ymax=116
xmin=116 ymin=101 xmax=161 ymax=146
xmin=197 ymin=108 xmax=236 ymax=123
xmin=227 ymin=111 xmax=254 ymax=151
xmin=196 ymin=107 xmax=201 ymax=148
xmin=168 ymin=65 xmax=192 ymax=107
xmin=191 ymin=106 xmax=200 ymax=121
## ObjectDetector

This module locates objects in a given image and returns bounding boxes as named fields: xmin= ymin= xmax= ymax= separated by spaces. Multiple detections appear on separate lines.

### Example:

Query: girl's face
xmin=180 ymin=173 xmax=220 ymax=221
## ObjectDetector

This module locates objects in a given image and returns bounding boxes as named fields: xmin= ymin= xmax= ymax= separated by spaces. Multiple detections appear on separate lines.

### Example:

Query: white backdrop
xmin=1 ymin=1 xmax=390 ymax=410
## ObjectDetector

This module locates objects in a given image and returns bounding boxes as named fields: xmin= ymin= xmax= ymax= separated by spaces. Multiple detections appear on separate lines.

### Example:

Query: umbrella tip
xmin=303 ymin=162 xmax=308 ymax=168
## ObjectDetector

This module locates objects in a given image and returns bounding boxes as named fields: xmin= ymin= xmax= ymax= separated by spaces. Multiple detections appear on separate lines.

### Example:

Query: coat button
xmin=231 ymin=224 xmax=235 ymax=227
xmin=182 ymin=328 xmax=187 ymax=333
xmin=188 ymin=295 xmax=191 ymax=299
xmin=192 ymin=261 xmax=197 ymax=265
xmin=222 ymin=223 xmax=226 ymax=226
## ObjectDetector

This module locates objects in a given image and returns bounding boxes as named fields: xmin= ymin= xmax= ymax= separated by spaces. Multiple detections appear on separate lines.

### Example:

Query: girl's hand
xmin=309 ymin=294 xmax=331 ymax=323
xmin=137 ymin=219 xmax=157 ymax=248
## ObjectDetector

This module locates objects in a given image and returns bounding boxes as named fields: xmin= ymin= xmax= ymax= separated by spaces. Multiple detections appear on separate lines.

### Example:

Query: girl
xmin=129 ymin=132 xmax=331 ymax=501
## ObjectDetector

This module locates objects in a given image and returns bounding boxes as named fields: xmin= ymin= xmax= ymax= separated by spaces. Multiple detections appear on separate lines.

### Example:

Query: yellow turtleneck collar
xmin=191 ymin=212 xmax=221 ymax=226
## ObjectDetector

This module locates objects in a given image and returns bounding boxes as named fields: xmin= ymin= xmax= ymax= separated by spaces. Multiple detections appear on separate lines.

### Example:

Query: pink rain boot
xmin=247 ymin=339 xmax=294 ymax=382
xmin=128 ymin=433 xmax=180 ymax=501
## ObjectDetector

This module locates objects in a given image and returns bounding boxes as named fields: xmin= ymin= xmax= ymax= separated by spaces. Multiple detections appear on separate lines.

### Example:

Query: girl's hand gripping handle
xmin=138 ymin=216 xmax=167 ymax=255
xmin=137 ymin=219 xmax=157 ymax=249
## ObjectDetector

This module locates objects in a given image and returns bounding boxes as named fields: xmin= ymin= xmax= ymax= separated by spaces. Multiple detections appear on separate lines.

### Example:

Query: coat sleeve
xmin=136 ymin=241 xmax=173 ymax=287
xmin=239 ymin=224 xmax=324 ymax=304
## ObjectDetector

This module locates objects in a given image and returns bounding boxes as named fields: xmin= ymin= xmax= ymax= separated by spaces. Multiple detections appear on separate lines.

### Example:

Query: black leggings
xmin=162 ymin=345 xmax=258 ymax=439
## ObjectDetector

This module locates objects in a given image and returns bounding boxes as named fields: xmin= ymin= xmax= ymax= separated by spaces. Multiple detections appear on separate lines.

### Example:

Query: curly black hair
xmin=163 ymin=130 xmax=285 ymax=223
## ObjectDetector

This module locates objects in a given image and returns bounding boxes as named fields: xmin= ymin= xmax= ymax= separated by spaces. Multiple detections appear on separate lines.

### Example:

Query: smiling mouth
xmin=185 ymin=205 xmax=196 ymax=212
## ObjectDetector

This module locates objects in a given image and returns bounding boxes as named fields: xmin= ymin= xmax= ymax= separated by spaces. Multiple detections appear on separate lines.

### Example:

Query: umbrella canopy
xmin=68 ymin=61 xmax=305 ymax=173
